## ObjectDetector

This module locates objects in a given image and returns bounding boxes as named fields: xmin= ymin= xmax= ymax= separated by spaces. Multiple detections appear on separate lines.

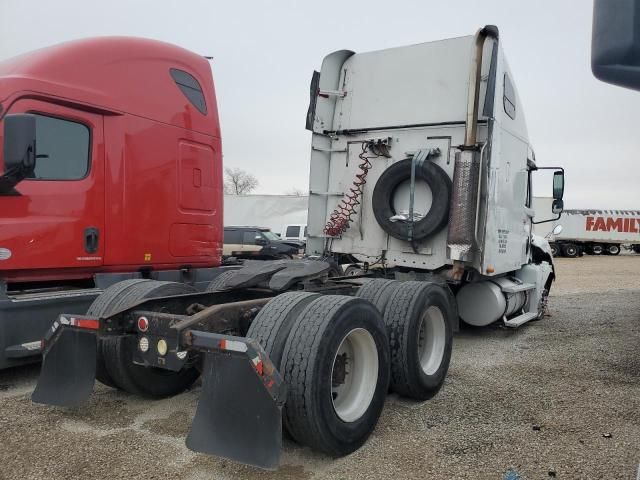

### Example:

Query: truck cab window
xmin=170 ymin=68 xmax=207 ymax=115
xmin=31 ymin=114 xmax=90 ymax=180
xmin=503 ymin=74 xmax=516 ymax=120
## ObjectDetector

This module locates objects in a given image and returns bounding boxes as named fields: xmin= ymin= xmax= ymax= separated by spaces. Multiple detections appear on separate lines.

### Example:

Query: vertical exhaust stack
xmin=447 ymin=26 xmax=498 ymax=278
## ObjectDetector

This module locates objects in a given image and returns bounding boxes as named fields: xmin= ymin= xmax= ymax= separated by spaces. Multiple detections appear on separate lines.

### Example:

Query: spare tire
xmin=372 ymin=158 xmax=451 ymax=241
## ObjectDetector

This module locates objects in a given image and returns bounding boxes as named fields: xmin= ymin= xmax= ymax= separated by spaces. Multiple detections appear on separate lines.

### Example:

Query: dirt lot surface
xmin=1 ymin=255 xmax=639 ymax=480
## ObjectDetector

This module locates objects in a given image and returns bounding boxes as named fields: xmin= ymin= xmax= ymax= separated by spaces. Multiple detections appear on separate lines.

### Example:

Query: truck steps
xmin=499 ymin=282 xmax=536 ymax=294
xmin=503 ymin=311 xmax=539 ymax=328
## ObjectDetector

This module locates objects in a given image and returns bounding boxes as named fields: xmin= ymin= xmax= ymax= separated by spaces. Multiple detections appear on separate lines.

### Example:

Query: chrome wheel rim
xmin=417 ymin=306 xmax=446 ymax=376
xmin=331 ymin=328 xmax=379 ymax=422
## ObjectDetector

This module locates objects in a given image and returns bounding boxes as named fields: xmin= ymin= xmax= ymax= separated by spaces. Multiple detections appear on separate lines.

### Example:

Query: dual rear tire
xmin=562 ymin=244 xmax=579 ymax=258
xmin=250 ymin=279 xmax=454 ymax=456
xmin=606 ymin=244 xmax=621 ymax=255
xmin=358 ymin=279 xmax=454 ymax=400
xmin=89 ymin=280 xmax=200 ymax=397
xmin=249 ymin=293 xmax=389 ymax=456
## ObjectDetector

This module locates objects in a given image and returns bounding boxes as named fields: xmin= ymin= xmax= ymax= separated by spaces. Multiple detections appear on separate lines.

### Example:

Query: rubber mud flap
xmin=32 ymin=328 xmax=97 ymax=407
xmin=186 ymin=351 xmax=282 ymax=469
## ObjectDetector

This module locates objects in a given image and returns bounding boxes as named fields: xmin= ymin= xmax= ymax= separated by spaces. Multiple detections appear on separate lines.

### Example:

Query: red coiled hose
xmin=324 ymin=143 xmax=379 ymax=237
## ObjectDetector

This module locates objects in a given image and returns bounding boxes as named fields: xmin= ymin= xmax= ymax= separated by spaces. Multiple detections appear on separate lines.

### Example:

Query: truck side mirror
xmin=552 ymin=171 xmax=564 ymax=200
xmin=592 ymin=0 xmax=640 ymax=91
xmin=552 ymin=199 xmax=564 ymax=215
xmin=552 ymin=225 xmax=563 ymax=236
xmin=4 ymin=114 xmax=37 ymax=172
xmin=0 ymin=114 xmax=37 ymax=194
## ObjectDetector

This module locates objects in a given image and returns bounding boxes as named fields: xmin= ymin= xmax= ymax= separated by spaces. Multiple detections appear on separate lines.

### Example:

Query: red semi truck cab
xmin=0 ymin=37 xmax=224 ymax=368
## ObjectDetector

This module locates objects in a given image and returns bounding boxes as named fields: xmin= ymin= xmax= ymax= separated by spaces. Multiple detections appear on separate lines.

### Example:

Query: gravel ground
xmin=0 ymin=255 xmax=638 ymax=480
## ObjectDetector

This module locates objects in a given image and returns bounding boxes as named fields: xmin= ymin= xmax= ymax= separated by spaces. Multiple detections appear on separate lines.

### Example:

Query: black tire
xmin=562 ymin=244 xmax=578 ymax=258
xmin=549 ymin=243 xmax=559 ymax=257
xmin=633 ymin=245 xmax=640 ymax=254
xmin=92 ymin=280 xmax=200 ymax=397
xmin=607 ymin=244 xmax=621 ymax=255
xmin=246 ymin=292 xmax=319 ymax=370
xmin=355 ymin=279 xmax=403 ymax=315
xmin=88 ymin=279 xmax=151 ymax=388
xmin=206 ymin=270 xmax=238 ymax=292
xmin=384 ymin=281 xmax=455 ymax=400
xmin=343 ymin=265 xmax=364 ymax=277
xmin=326 ymin=260 xmax=344 ymax=277
xmin=281 ymin=296 xmax=390 ymax=456
xmin=372 ymin=158 xmax=451 ymax=241
xmin=591 ymin=244 xmax=603 ymax=255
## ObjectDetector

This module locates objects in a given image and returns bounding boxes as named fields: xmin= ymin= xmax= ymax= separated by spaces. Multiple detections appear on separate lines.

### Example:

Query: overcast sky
xmin=1 ymin=0 xmax=638 ymax=209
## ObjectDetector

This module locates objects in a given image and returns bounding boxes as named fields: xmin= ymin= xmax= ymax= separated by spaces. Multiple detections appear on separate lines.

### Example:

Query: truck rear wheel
xmin=246 ymin=292 xmax=319 ymax=369
xmin=384 ymin=281 xmax=454 ymax=400
xmin=206 ymin=270 xmax=238 ymax=292
xmin=562 ymin=244 xmax=578 ymax=258
xmin=607 ymin=244 xmax=621 ymax=255
xmin=591 ymin=244 xmax=603 ymax=255
xmin=549 ymin=243 xmax=559 ymax=257
xmin=343 ymin=264 xmax=364 ymax=276
xmin=90 ymin=280 xmax=200 ymax=397
xmin=281 ymin=296 xmax=390 ymax=456
xmin=356 ymin=278 xmax=403 ymax=315
xmin=88 ymin=279 xmax=151 ymax=388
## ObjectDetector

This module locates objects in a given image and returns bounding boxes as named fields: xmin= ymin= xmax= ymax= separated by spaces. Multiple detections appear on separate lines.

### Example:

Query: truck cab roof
xmin=0 ymin=36 xmax=220 ymax=137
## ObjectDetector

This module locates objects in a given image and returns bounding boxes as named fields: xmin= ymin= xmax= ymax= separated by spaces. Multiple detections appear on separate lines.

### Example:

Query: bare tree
xmin=286 ymin=188 xmax=306 ymax=196
xmin=224 ymin=167 xmax=258 ymax=195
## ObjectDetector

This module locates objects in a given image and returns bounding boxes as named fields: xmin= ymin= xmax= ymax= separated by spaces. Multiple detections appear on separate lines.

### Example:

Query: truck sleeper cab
xmin=0 ymin=37 xmax=224 ymax=369
xmin=306 ymin=25 xmax=564 ymax=328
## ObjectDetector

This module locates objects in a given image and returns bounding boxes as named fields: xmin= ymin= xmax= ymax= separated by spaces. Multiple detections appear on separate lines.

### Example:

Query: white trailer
xmin=307 ymin=26 xmax=565 ymax=328
xmin=223 ymin=194 xmax=307 ymax=236
xmin=533 ymin=198 xmax=640 ymax=257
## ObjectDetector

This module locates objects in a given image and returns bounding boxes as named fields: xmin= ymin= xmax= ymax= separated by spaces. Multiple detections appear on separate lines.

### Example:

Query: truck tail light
xmin=137 ymin=316 xmax=149 ymax=332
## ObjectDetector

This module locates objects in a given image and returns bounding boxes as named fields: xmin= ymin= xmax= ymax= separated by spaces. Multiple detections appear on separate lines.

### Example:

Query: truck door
xmin=480 ymin=55 xmax=531 ymax=275
xmin=241 ymin=230 xmax=263 ymax=255
xmin=0 ymin=100 xmax=105 ymax=273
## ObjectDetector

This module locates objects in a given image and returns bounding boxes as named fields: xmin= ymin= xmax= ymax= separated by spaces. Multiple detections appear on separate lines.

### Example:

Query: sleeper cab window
xmin=503 ymin=73 xmax=516 ymax=120
xmin=170 ymin=68 xmax=207 ymax=115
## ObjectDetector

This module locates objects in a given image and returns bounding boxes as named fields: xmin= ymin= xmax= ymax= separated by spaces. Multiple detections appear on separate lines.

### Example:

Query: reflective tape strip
xmin=69 ymin=317 xmax=100 ymax=330
xmin=251 ymin=356 xmax=264 ymax=375
xmin=217 ymin=339 xmax=248 ymax=353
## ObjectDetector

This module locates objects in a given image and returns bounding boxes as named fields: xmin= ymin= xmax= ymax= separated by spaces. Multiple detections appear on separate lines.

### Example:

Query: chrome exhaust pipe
xmin=447 ymin=26 xmax=498 ymax=273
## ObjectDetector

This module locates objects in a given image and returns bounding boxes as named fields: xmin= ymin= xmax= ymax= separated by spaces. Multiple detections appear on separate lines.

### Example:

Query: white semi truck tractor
xmin=307 ymin=25 xmax=565 ymax=329
xmin=33 ymin=26 xmax=564 ymax=469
